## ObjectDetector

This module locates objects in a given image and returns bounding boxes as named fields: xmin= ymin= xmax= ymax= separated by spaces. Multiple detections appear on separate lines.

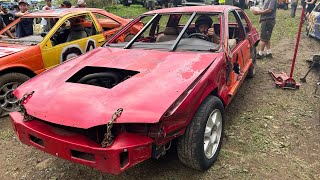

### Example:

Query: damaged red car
xmin=10 ymin=6 xmax=259 ymax=174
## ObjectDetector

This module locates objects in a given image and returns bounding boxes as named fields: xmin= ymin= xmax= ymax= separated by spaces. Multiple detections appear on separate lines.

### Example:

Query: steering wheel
xmin=187 ymin=33 xmax=210 ymax=41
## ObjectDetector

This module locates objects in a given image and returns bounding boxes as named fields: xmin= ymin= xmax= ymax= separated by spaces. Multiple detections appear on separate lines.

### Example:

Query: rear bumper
xmin=10 ymin=112 xmax=153 ymax=175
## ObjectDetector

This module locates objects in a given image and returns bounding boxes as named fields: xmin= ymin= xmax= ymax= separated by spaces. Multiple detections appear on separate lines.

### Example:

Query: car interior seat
xmin=67 ymin=24 xmax=88 ymax=42
xmin=228 ymin=39 xmax=237 ymax=50
xmin=156 ymin=27 xmax=179 ymax=42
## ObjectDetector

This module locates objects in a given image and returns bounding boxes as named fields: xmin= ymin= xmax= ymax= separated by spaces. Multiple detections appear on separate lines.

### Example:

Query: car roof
xmin=23 ymin=8 xmax=106 ymax=18
xmin=144 ymin=5 xmax=240 ymax=15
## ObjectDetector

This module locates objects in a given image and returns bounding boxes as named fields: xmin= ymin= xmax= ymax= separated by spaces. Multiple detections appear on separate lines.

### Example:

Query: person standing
xmin=41 ymin=0 xmax=54 ymax=32
xmin=305 ymin=0 xmax=318 ymax=18
xmin=75 ymin=0 xmax=86 ymax=8
xmin=0 ymin=4 xmax=14 ymax=25
xmin=60 ymin=1 xmax=72 ymax=8
xmin=239 ymin=0 xmax=246 ymax=9
xmin=0 ymin=16 xmax=15 ymax=38
xmin=252 ymin=0 xmax=277 ymax=59
xmin=290 ymin=0 xmax=298 ymax=18
xmin=15 ymin=0 xmax=33 ymax=38
xmin=42 ymin=0 xmax=54 ymax=10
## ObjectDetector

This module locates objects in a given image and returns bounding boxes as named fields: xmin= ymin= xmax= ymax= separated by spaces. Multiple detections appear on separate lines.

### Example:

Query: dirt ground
xmin=0 ymin=10 xmax=319 ymax=180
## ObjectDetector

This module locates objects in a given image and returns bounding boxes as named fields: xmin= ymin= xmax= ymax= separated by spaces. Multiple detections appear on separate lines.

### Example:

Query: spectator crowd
xmin=0 ymin=0 xmax=87 ymax=39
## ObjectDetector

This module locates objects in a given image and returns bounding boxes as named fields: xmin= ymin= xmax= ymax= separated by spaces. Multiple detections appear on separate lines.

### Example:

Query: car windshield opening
xmin=106 ymin=12 xmax=222 ymax=52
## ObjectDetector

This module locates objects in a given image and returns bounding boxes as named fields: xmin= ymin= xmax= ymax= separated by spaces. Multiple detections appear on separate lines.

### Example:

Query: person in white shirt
xmin=42 ymin=0 xmax=54 ymax=10
xmin=41 ymin=0 xmax=54 ymax=31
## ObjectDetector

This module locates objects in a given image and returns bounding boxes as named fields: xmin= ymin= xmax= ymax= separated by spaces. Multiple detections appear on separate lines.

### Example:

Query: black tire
xmin=177 ymin=95 xmax=224 ymax=170
xmin=247 ymin=46 xmax=257 ymax=78
xmin=0 ymin=73 xmax=31 ymax=112
xmin=77 ymin=72 xmax=120 ymax=88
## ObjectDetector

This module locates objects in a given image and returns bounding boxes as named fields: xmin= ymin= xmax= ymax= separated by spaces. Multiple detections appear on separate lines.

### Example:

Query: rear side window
xmin=237 ymin=11 xmax=250 ymax=33
xmin=93 ymin=13 xmax=121 ymax=31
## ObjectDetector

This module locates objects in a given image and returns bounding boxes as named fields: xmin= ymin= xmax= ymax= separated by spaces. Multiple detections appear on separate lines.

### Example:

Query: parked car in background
xmin=10 ymin=5 xmax=259 ymax=174
xmin=306 ymin=2 xmax=320 ymax=40
xmin=0 ymin=8 xmax=141 ymax=115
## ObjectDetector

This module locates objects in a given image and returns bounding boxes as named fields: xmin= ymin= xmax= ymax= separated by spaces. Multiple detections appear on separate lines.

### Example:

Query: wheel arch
xmin=0 ymin=66 xmax=36 ymax=78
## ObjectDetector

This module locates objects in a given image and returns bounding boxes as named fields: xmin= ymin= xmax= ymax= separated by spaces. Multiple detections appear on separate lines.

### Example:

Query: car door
xmin=40 ymin=13 xmax=105 ymax=69
xmin=226 ymin=10 xmax=251 ymax=94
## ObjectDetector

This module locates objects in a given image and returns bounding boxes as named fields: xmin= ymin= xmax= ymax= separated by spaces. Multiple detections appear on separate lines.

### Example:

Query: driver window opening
xmin=228 ymin=11 xmax=246 ymax=50
xmin=50 ymin=14 xmax=98 ymax=46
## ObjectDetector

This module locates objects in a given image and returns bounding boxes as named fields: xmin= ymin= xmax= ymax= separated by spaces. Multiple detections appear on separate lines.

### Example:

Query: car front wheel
xmin=0 ymin=73 xmax=30 ymax=112
xmin=177 ymin=95 xmax=224 ymax=170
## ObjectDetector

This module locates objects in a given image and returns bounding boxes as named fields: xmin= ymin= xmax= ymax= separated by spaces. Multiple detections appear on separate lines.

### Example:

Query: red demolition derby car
xmin=10 ymin=6 xmax=259 ymax=175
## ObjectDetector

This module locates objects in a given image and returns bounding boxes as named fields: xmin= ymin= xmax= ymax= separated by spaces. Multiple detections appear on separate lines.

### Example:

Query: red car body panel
xmin=10 ymin=6 xmax=260 ymax=174
xmin=14 ymin=47 xmax=218 ymax=128
xmin=0 ymin=45 xmax=44 ymax=74
xmin=10 ymin=112 xmax=153 ymax=174
xmin=0 ymin=44 xmax=29 ymax=58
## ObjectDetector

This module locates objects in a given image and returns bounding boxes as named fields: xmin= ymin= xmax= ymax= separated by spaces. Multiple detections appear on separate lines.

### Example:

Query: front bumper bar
xmin=10 ymin=112 xmax=153 ymax=175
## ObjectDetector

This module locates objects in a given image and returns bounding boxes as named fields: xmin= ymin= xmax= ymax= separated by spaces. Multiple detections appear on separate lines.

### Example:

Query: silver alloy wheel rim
xmin=203 ymin=109 xmax=222 ymax=159
xmin=0 ymin=82 xmax=20 ymax=112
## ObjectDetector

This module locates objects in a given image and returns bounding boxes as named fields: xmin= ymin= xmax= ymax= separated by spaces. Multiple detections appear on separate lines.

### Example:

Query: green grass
xmin=245 ymin=9 xmax=301 ymax=44
xmin=105 ymin=4 xmax=147 ymax=19
xmin=104 ymin=5 xmax=301 ymax=45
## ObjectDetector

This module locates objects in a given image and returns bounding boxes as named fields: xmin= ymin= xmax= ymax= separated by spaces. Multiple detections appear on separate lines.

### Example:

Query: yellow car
xmin=0 ymin=8 xmax=141 ymax=114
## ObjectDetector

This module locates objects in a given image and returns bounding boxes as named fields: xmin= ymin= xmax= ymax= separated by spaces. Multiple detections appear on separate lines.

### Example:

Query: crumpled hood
xmin=14 ymin=47 xmax=219 ymax=129
xmin=0 ymin=43 xmax=29 ymax=58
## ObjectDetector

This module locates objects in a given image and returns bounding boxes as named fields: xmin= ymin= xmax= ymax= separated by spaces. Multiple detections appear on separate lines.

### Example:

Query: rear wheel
xmin=0 ymin=73 xmax=30 ymax=112
xmin=177 ymin=96 xmax=224 ymax=170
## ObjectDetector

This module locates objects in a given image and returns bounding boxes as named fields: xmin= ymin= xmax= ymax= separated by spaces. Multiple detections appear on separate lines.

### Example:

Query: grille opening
xmin=29 ymin=135 xmax=44 ymax=147
xmin=35 ymin=118 xmax=119 ymax=145
xmin=120 ymin=151 xmax=129 ymax=168
xmin=66 ymin=66 xmax=139 ymax=89
xmin=71 ymin=150 xmax=95 ymax=161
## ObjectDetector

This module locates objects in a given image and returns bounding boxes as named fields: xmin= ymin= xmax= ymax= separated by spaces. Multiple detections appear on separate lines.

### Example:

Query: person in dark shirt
xmin=0 ymin=16 xmax=15 ymax=38
xmin=1 ymin=4 xmax=14 ymax=25
xmin=60 ymin=1 xmax=72 ymax=8
xmin=305 ymin=0 xmax=318 ymax=18
xmin=15 ymin=0 xmax=33 ymax=38
xmin=194 ymin=15 xmax=220 ymax=44
xmin=252 ymin=0 xmax=277 ymax=59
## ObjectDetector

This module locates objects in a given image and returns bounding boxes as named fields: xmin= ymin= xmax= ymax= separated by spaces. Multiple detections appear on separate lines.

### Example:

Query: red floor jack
xmin=269 ymin=8 xmax=305 ymax=90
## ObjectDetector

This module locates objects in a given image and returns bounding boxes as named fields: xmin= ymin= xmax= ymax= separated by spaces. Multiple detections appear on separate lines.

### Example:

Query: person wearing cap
xmin=194 ymin=15 xmax=219 ymax=44
xmin=15 ymin=0 xmax=33 ymax=38
xmin=75 ymin=0 xmax=86 ymax=8
xmin=60 ymin=1 xmax=72 ymax=8
xmin=0 ymin=4 xmax=14 ymax=25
